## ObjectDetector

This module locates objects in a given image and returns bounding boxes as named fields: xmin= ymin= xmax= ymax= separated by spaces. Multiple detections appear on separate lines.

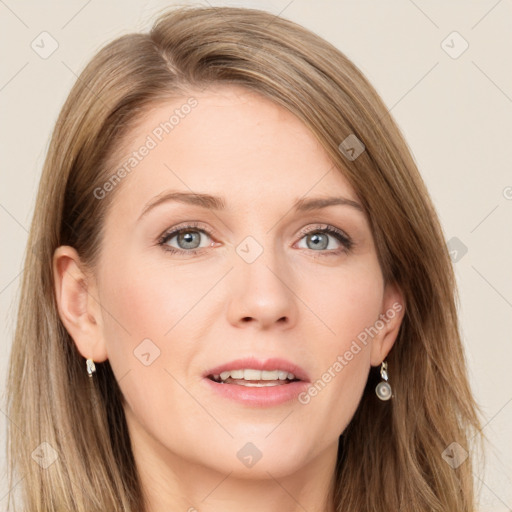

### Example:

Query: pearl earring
xmin=375 ymin=360 xmax=392 ymax=401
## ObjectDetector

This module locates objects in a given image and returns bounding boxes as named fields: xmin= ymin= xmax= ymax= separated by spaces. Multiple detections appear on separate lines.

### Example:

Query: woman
xmin=5 ymin=6 xmax=483 ymax=511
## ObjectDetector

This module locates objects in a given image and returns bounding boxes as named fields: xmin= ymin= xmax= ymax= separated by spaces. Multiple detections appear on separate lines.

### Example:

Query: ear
xmin=369 ymin=280 xmax=405 ymax=367
xmin=52 ymin=245 xmax=108 ymax=363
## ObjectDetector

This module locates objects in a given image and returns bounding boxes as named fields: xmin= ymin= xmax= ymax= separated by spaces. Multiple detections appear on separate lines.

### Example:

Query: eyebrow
xmin=138 ymin=191 xmax=364 ymax=220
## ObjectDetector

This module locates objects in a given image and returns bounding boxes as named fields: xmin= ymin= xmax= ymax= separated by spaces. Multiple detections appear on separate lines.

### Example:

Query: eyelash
xmin=157 ymin=222 xmax=353 ymax=258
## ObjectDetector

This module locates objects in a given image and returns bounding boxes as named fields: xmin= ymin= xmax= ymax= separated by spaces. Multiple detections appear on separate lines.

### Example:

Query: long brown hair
xmin=5 ymin=6 xmax=484 ymax=511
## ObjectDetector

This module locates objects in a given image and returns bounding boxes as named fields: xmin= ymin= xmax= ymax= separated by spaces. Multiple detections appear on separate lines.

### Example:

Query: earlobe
xmin=52 ymin=246 xmax=108 ymax=363
xmin=369 ymin=281 xmax=405 ymax=367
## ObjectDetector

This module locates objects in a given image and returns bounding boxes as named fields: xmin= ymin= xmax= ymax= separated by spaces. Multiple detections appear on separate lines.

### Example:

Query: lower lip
xmin=203 ymin=378 xmax=310 ymax=407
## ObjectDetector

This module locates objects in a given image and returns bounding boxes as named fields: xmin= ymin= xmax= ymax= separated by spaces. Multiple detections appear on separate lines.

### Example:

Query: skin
xmin=53 ymin=84 xmax=404 ymax=512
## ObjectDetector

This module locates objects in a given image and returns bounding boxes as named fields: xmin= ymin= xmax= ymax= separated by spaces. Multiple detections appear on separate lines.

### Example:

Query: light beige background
xmin=1 ymin=0 xmax=511 ymax=509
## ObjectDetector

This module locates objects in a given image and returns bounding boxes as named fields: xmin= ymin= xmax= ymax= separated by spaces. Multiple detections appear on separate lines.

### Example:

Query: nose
xmin=226 ymin=242 xmax=298 ymax=330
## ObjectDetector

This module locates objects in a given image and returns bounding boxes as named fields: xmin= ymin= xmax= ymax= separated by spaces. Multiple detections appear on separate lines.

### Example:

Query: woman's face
xmin=58 ymin=85 xmax=403 ymax=480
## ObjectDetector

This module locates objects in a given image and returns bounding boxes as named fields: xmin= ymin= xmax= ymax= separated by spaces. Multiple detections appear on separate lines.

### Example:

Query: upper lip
xmin=204 ymin=357 xmax=310 ymax=382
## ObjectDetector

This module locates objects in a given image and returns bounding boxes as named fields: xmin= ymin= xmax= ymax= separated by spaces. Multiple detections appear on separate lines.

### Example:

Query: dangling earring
xmin=86 ymin=358 xmax=96 ymax=377
xmin=375 ymin=360 xmax=392 ymax=401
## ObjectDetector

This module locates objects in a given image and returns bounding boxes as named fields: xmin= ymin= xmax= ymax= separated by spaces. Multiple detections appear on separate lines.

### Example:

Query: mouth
xmin=207 ymin=368 xmax=302 ymax=387
xmin=202 ymin=357 xmax=310 ymax=406
xmin=204 ymin=357 xmax=310 ymax=385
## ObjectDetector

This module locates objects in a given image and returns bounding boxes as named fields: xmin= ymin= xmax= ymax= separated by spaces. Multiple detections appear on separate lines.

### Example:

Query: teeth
xmin=215 ymin=369 xmax=296 ymax=383
xmin=234 ymin=381 xmax=282 ymax=387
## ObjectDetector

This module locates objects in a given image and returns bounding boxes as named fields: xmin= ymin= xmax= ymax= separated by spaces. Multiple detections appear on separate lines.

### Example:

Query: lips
xmin=202 ymin=356 xmax=311 ymax=407
xmin=204 ymin=357 xmax=310 ymax=383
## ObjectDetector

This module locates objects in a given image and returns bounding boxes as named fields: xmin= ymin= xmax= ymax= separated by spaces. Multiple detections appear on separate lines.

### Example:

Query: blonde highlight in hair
xmin=6 ymin=6 xmax=484 ymax=511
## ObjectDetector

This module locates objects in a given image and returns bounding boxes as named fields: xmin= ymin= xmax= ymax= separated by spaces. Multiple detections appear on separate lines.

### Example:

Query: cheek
xmin=327 ymin=263 xmax=384 ymax=371
xmin=99 ymin=255 xmax=207 ymax=349
xmin=298 ymin=260 xmax=383 ymax=433
xmin=303 ymin=255 xmax=384 ymax=346
xmin=96 ymin=258 xmax=203 ymax=441
xmin=95 ymin=256 xmax=189 ymax=396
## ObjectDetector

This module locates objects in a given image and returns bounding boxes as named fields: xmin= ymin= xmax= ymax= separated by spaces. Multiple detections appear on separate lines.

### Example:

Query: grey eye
xmin=162 ymin=229 xmax=210 ymax=251
xmin=297 ymin=231 xmax=341 ymax=251
xmin=177 ymin=231 xmax=201 ymax=249
xmin=305 ymin=232 xmax=329 ymax=250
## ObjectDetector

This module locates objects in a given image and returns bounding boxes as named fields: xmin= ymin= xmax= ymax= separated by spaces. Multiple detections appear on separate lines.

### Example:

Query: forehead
xmin=105 ymin=84 xmax=359 ymax=213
